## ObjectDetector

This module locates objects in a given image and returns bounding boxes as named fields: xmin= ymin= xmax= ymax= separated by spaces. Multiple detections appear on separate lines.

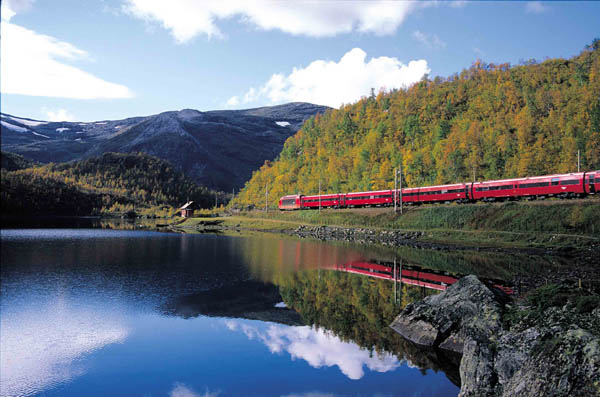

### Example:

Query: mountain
xmin=0 ymin=102 xmax=329 ymax=192
xmin=1 ymin=152 xmax=214 ymax=216
xmin=232 ymin=41 xmax=600 ymax=208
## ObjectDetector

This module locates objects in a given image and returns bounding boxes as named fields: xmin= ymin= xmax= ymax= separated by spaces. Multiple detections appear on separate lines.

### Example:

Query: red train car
xmin=415 ymin=183 xmax=469 ymax=204
xmin=279 ymin=194 xmax=303 ymax=210
xmin=400 ymin=187 xmax=420 ymax=205
xmin=345 ymin=189 xmax=393 ymax=207
xmin=302 ymin=193 xmax=342 ymax=209
xmin=472 ymin=172 xmax=586 ymax=201
xmin=585 ymin=170 xmax=599 ymax=194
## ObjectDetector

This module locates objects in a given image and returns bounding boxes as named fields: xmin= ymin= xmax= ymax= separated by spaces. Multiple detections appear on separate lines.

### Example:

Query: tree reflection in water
xmin=275 ymin=268 xmax=462 ymax=386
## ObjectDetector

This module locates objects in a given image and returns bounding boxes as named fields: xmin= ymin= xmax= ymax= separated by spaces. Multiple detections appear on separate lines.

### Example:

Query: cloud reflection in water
xmin=225 ymin=321 xmax=401 ymax=380
xmin=0 ymin=294 xmax=129 ymax=397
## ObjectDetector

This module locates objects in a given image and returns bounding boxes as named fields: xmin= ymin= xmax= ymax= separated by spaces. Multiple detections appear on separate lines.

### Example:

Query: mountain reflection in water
xmin=1 ymin=228 xmax=560 ymax=396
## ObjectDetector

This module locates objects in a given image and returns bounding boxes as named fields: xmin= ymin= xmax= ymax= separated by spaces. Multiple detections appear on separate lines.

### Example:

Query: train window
xmin=519 ymin=182 xmax=549 ymax=188
xmin=560 ymin=180 xmax=579 ymax=185
xmin=551 ymin=178 xmax=559 ymax=186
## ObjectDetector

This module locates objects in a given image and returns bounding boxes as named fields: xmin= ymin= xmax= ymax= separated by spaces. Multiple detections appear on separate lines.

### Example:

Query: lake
xmin=0 ymin=227 xmax=559 ymax=396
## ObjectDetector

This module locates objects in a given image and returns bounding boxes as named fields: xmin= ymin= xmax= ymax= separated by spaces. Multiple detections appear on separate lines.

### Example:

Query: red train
xmin=279 ymin=171 xmax=599 ymax=210
xmin=334 ymin=261 xmax=514 ymax=295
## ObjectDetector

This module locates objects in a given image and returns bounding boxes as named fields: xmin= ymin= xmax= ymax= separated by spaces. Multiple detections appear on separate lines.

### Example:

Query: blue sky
xmin=1 ymin=0 xmax=598 ymax=122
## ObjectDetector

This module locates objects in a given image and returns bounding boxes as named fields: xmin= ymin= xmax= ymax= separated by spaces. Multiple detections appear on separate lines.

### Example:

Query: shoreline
xmin=174 ymin=214 xmax=600 ymax=260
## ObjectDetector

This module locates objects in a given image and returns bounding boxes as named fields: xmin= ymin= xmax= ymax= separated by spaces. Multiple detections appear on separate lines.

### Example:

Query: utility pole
xmin=319 ymin=178 xmax=322 ymax=212
xmin=577 ymin=150 xmax=580 ymax=172
xmin=399 ymin=164 xmax=403 ymax=215
xmin=393 ymin=257 xmax=397 ymax=303
xmin=265 ymin=184 xmax=268 ymax=212
xmin=215 ymin=193 xmax=218 ymax=209
xmin=394 ymin=167 xmax=397 ymax=214
xmin=394 ymin=165 xmax=403 ymax=215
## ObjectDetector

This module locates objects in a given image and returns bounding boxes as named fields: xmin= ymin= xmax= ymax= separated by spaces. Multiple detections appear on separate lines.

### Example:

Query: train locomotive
xmin=279 ymin=171 xmax=599 ymax=210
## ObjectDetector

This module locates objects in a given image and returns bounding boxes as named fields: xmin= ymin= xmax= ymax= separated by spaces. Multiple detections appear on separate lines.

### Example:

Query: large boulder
xmin=390 ymin=275 xmax=600 ymax=397
xmin=390 ymin=275 xmax=504 ymax=353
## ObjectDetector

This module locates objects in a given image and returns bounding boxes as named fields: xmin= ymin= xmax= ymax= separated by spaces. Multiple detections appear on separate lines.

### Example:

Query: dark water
xmin=0 ymin=228 xmax=560 ymax=396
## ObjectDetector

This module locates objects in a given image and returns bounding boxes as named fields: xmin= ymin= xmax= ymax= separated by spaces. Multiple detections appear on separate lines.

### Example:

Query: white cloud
xmin=226 ymin=96 xmax=240 ymax=106
xmin=43 ymin=108 xmax=76 ymax=122
xmin=1 ymin=0 xmax=35 ymax=22
xmin=413 ymin=30 xmax=446 ymax=49
xmin=170 ymin=383 xmax=220 ymax=397
xmin=1 ymin=3 xmax=133 ymax=99
xmin=123 ymin=0 xmax=421 ymax=42
xmin=449 ymin=1 xmax=467 ymax=8
xmin=226 ymin=321 xmax=402 ymax=380
xmin=525 ymin=1 xmax=549 ymax=14
xmin=473 ymin=47 xmax=485 ymax=58
xmin=227 ymin=48 xmax=429 ymax=109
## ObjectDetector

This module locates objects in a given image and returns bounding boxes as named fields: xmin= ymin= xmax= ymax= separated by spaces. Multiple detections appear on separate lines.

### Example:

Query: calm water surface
xmin=2 ymin=228 xmax=551 ymax=396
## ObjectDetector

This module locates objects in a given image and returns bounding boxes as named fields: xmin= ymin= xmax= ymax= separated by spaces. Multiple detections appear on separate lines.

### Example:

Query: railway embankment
xmin=390 ymin=275 xmax=600 ymax=396
xmin=178 ymin=199 xmax=600 ymax=254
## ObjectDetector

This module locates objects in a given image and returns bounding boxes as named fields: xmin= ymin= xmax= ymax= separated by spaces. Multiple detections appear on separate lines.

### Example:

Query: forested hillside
xmin=0 ymin=151 xmax=37 ymax=171
xmin=1 ymin=152 xmax=213 ymax=216
xmin=233 ymin=41 xmax=600 ymax=208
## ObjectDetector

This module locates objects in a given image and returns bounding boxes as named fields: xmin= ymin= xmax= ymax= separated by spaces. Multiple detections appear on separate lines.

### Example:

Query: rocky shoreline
xmin=289 ymin=224 xmax=596 ymax=255
xmin=390 ymin=276 xmax=600 ymax=396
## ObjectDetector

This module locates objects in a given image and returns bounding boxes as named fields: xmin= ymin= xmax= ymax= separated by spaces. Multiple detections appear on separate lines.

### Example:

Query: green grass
xmin=244 ymin=199 xmax=599 ymax=236
xmin=198 ymin=199 xmax=600 ymax=249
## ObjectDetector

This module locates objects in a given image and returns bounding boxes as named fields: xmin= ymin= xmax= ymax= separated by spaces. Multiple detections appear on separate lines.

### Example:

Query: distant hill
xmin=1 ymin=152 xmax=214 ymax=216
xmin=0 ymin=102 xmax=329 ymax=192
xmin=233 ymin=41 xmax=600 ymax=208
xmin=0 ymin=151 xmax=37 ymax=171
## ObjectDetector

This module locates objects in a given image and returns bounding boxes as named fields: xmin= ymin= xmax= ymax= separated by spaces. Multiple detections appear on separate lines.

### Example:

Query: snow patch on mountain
xmin=56 ymin=128 xmax=70 ymax=132
xmin=1 ymin=121 xmax=29 ymax=132
xmin=31 ymin=131 xmax=50 ymax=139
xmin=8 ymin=116 xmax=48 ymax=127
xmin=275 ymin=121 xmax=291 ymax=127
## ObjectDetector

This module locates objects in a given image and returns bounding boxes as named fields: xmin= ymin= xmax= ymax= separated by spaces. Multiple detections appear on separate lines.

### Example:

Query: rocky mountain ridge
xmin=1 ymin=102 xmax=329 ymax=191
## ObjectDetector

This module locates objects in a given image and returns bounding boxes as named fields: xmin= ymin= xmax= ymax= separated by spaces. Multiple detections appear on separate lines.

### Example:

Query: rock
xmin=390 ymin=275 xmax=600 ymax=396
xmin=390 ymin=275 xmax=503 ymax=353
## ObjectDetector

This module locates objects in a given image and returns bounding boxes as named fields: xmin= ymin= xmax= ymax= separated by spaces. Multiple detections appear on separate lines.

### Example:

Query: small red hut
xmin=179 ymin=201 xmax=195 ymax=218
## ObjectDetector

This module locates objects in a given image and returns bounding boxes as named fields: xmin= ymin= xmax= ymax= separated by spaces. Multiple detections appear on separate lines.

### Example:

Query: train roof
xmin=473 ymin=172 xmax=584 ymax=184
xmin=345 ymin=189 xmax=392 ymax=195
xmin=418 ymin=183 xmax=466 ymax=189
xmin=303 ymin=193 xmax=340 ymax=198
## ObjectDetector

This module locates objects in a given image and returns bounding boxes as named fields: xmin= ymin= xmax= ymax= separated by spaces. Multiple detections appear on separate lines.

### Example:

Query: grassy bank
xmin=243 ymin=199 xmax=599 ymax=235
xmin=180 ymin=199 xmax=599 ymax=249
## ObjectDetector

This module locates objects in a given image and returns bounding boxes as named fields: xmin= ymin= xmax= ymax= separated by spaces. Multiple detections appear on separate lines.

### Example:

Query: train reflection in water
xmin=331 ymin=260 xmax=514 ymax=295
